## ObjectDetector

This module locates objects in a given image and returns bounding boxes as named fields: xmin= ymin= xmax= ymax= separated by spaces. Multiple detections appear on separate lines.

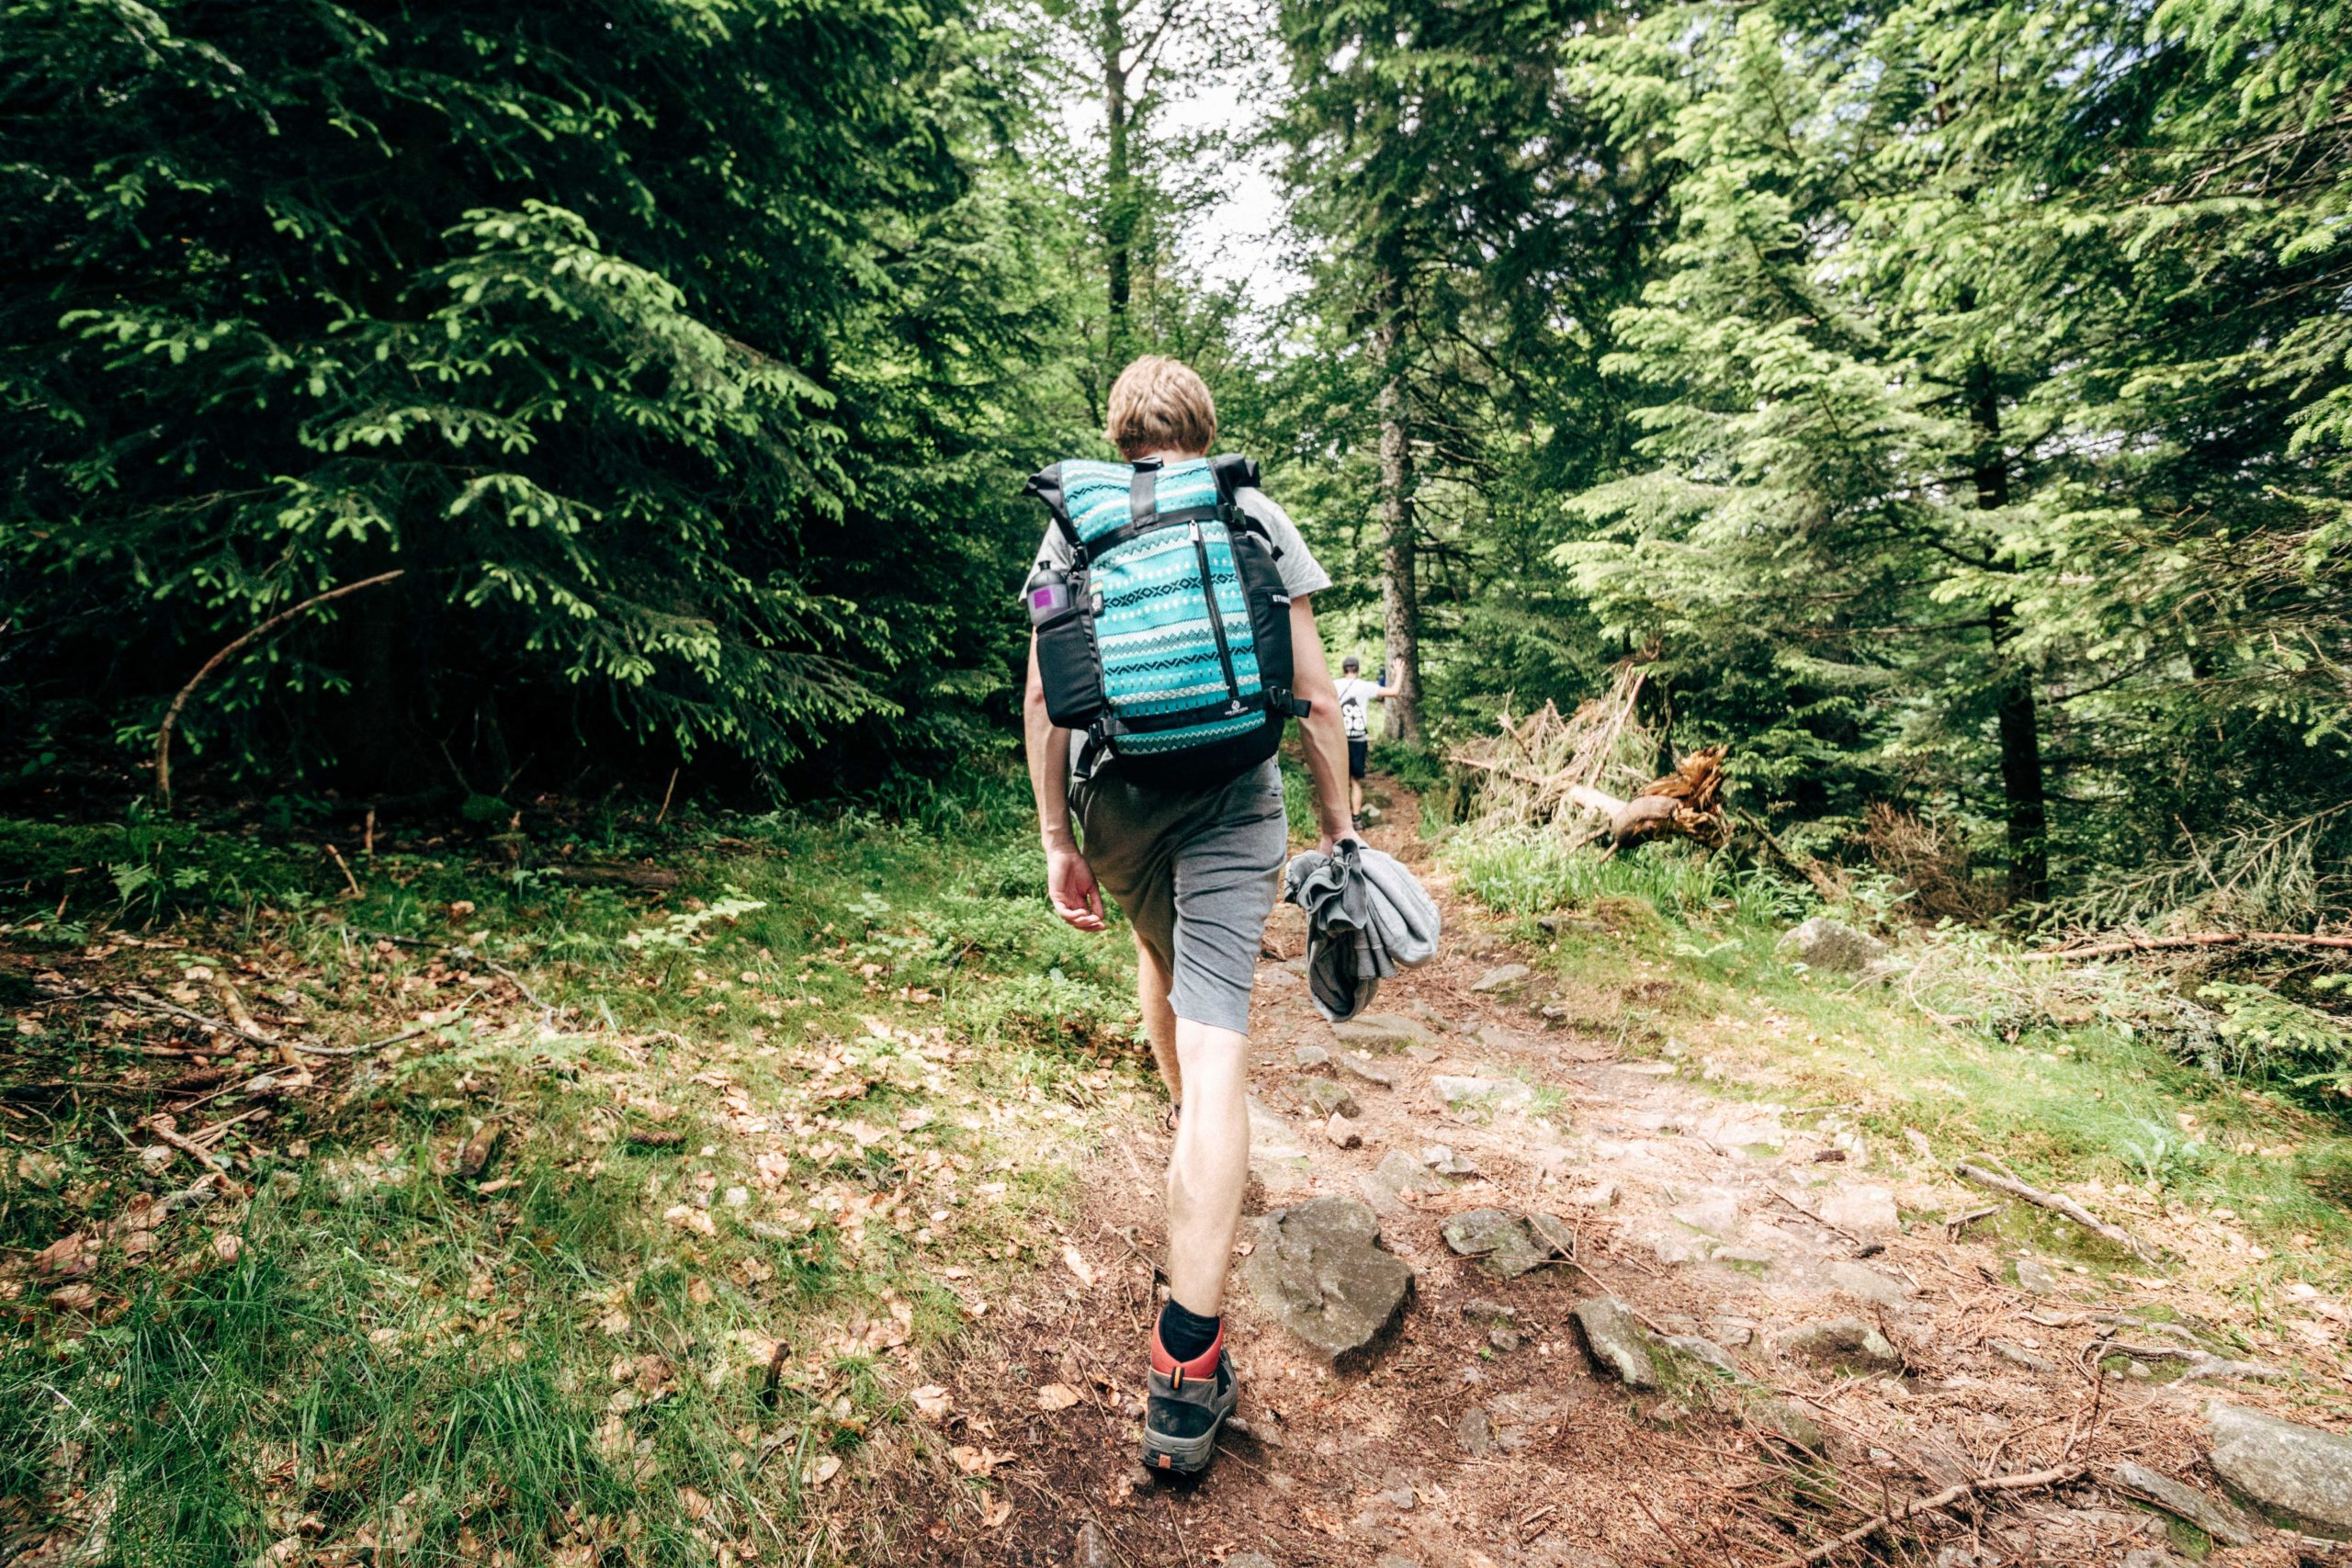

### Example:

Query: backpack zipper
xmin=1191 ymin=519 xmax=1243 ymax=711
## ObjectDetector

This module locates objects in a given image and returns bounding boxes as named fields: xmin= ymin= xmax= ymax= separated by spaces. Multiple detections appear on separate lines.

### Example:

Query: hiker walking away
xmin=1020 ymin=355 xmax=1358 ymax=1476
xmin=1333 ymin=655 xmax=1401 ymax=826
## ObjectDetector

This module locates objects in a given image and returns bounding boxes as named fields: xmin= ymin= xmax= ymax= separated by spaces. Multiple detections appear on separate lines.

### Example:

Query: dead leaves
xmin=910 ymin=1384 xmax=954 ymax=1420
xmin=949 ymin=1445 xmax=1013 ymax=1475
xmin=1035 ymin=1382 xmax=1081 ymax=1412
xmin=1060 ymin=1244 xmax=1097 ymax=1288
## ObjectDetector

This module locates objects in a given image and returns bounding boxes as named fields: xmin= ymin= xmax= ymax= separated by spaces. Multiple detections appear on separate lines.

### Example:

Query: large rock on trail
xmin=2203 ymin=1400 xmax=2352 ymax=1530
xmin=1778 ymin=917 xmax=1891 ymax=975
xmin=1568 ymin=1296 xmax=1659 ymax=1389
xmin=1241 ymin=1196 xmax=1413 ymax=1369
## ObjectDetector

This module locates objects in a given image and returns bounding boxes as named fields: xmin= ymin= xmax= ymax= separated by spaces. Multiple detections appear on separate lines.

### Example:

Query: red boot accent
xmin=1149 ymin=1320 xmax=1224 ymax=1387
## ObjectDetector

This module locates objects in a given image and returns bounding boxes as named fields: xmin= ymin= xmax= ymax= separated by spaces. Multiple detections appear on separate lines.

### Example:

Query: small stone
xmin=1432 ymin=1075 xmax=1533 ymax=1111
xmin=1987 ymin=1339 xmax=2052 ymax=1373
xmin=1404 ymin=1044 xmax=1441 ymax=1063
xmin=1442 ymin=1209 xmax=1547 ymax=1279
xmin=1294 ymin=1044 xmax=1330 ymax=1069
xmin=1460 ymin=1297 xmax=1516 ymax=1325
xmin=1778 ymin=917 xmax=1892 ymax=975
xmin=1566 ymin=1180 xmax=1620 ymax=1209
xmin=1334 ymin=1013 xmax=1441 ymax=1053
xmin=1374 ymin=1558 xmax=1423 ymax=1568
xmin=1471 ymin=963 xmax=1533 ymax=992
xmin=1823 ymin=1259 xmax=1913 ymax=1307
xmin=1076 ymin=1519 xmax=1113 ymax=1568
xmin=1239 ymin=1197 xmax=1414 ymax=1369
xmin=1336 ymin=1052 xmax=1396 ymax=1087
xmin=1225 ymin=1556 xmax=1280 ymax=1568
xmin=1661 ymin=1335 xmax=1739 ymax=1378
xmin=1568 ymin=1296 xmax=1658 ymax=1389
xmin=1776 ymin=1317 xmax=1902 ymax=1371
xmin=1299 ymin=1077 xmax=1360 ymax=1119
xmin=1749 ymin=1397 xmax=1826 ymax=1452
xmin=1325 ymin=1113 xmax=1363 ymax=1149
xmin=1385 ymin=1484 xmax=1416 ymax=1510
xmin=1423 ymin=1144 xmax=1479 ymax=1177
xmin=1816 ymin=1184 xmax=1900 ymax=1235
xmin=1487 ymin=1327 xmax=1523 ymax=1353
xmin=2203 ymin=1399 xmax=2352 ymax=1530
xmin=1366 ymin=1150 xmax=1448 ymax=1201
xmin=1456 ymin=1405 xmax=1495 ymax=1456
xmin=1405 ymin=999 xmax=1452 ymax=1032
xmin=2103 ymin=1461 xmax=2261 ymax=1549
xmin=2014 ymin=1258 xmax=2061 ymax=1295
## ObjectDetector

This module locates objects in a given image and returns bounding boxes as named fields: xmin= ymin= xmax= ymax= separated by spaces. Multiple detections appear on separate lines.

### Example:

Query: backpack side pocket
xmin=1232 ymin=532 xmax=1295 ymax=698
xmin=1034 ymin=602 xmax=1107 ymax=730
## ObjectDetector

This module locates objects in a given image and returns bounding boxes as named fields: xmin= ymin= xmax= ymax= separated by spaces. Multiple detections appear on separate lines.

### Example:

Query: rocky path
xmin=901 ymin=786 xmax=2352 ymax=1567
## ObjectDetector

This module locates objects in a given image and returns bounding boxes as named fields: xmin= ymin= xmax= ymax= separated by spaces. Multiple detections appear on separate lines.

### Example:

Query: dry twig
xmin=1954 ymin=1158 xmax=2159 ymax=1264
xmin=1760 ymin=1466 xmax=2085 ymax=1568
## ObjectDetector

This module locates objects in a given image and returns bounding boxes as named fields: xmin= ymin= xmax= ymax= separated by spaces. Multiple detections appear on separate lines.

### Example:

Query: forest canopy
xmin=2 ymin=0 xmax=2346 ymax=916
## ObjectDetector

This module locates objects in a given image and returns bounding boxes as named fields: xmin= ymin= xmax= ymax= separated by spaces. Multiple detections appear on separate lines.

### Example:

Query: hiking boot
xmin=1141 ymin=1324 xmax=1237 ymax=1476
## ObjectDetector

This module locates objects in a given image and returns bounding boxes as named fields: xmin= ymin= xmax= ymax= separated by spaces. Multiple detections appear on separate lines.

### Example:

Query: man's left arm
xmin=1287 ymin=598 xmax=1354 ymax=850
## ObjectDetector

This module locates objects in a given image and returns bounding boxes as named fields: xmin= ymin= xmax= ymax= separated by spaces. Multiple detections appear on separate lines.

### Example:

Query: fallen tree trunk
xmin=1566 ymin=746 xmax=1730 ymax=851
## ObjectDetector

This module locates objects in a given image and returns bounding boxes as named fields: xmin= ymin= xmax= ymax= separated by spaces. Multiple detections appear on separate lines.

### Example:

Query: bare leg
xmin=1350 ymin=776 xmax=1363 ymax=817
xmin=1163 ymin=1018 xmax=1249 ymax=1314
xmin=1135 ymin=932 xmax=1181 ymax=1105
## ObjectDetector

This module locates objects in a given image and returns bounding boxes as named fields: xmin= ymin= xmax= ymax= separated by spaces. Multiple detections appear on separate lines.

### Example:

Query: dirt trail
xmin=898 ymin=782 xmax=2278 ymax=1568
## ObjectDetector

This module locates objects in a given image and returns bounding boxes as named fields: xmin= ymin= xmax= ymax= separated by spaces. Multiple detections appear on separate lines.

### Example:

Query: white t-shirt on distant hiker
xmin=1336 ymin=677 xmax=1381 ymax=739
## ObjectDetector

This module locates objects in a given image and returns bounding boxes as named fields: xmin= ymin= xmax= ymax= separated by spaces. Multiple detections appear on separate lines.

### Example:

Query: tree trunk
xmin=1972 ymin=375 xmax=2046 ymax=907
xmin=1102 ymin=0 xmax=1133 ymax=358
xmin=1373 ymin=255 xmax=1422 ymax=744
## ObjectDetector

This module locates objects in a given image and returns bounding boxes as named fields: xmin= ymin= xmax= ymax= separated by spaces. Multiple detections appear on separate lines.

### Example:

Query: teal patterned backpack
xmin=1023 ymin=455 xmax=1305 ymax=784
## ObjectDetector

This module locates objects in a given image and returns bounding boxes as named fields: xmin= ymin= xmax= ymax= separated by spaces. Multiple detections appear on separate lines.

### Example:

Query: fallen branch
xmin=1761 ymin=1466 xmax=2084 ymax=1568
xmin=154 ymin=570 xmax=405 ymax=809
xmin=2024 ymin=931 xmax=2352 ymax=960
xmin=1955 ymin=1159 xmax=2159 ymax=1264
xmin=143 ymin=1115 xmax=232 ymax=1177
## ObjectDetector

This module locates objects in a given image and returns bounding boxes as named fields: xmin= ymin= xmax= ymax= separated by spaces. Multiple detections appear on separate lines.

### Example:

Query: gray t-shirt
xmin=1032 ymin=486 xmax=1332 ymax=599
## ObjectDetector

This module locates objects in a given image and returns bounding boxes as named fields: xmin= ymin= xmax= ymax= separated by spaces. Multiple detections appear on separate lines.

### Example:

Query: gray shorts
xmin=1071 ymin=758 xmax=1287 ymax=1035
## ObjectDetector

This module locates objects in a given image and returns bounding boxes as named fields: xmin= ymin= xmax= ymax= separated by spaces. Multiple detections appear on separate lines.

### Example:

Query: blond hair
xmin=1105 ymin=355 xmax=1217 ymax=459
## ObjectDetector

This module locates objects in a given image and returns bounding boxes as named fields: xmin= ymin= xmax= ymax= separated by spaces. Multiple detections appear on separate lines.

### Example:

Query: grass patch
xmin=0 ymin=774 xmax=1148 ymax=1565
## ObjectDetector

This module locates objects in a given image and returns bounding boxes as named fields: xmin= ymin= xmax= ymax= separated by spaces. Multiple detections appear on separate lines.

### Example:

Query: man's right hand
xmin=1046 ymin=842 xmax=1105 ymax=932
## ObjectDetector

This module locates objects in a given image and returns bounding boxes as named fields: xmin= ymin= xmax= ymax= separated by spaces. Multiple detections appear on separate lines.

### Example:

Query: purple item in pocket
xmin=1026 ymin=577 xmax=1074 ymax=622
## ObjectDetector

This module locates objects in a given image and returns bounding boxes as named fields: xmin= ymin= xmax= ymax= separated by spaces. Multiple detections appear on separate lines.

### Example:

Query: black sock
xmin=1157 ymin=1296 xmax=1220 ymax=1362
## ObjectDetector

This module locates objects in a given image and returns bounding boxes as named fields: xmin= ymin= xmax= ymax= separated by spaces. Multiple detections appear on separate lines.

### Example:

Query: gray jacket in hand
xmin=1280 ymin=840 xmax=1442 ymax=1022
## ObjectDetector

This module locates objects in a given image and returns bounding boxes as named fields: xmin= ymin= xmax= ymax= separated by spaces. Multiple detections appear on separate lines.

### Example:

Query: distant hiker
xmin=1332 ymin=655 xmax=1401 ymax=825
xmin=1021 ymin=355 xmax=1359 ymax=1477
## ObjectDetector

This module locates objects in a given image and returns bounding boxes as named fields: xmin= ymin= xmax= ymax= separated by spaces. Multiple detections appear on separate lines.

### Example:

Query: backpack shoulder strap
xmin=1211 ymin=454 xmax=1282 ymax=556
xmin=1023 ymin=463 xmax=1081 ymax=557
xmin=1208 ymin=454 xmax=1261 ymax=503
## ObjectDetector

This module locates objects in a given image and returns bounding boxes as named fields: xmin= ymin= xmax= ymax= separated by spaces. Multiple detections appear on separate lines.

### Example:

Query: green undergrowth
xmin=1446 ymin=829 xmax=2352 ymax=1294
xmin=0 ymin=776 xmax=1150 ymax=1565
